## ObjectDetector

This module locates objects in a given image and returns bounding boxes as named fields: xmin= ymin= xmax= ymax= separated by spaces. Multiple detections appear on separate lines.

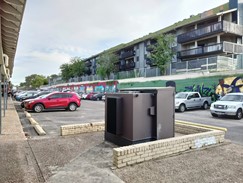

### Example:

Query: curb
xmin=24 ymin=111 xmax=46 ymax=136
xmin=175 ymin=120 xmax=227 ymax=132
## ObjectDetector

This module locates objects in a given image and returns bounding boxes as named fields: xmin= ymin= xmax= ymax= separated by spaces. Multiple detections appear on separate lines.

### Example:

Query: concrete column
xmin=238 ymin=0 xmax=243 ymax=25
xmin=217 ymin=35 xmax=221 ymax=43
xmin=218 ymin=15 xmax=222 ymax=22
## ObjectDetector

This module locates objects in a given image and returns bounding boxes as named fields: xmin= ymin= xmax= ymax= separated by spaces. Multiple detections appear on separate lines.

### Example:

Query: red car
xmin=24 ymin=92 xmax=81 ymax=112
xmin=85 ymin=92 xmax=97 ymax=100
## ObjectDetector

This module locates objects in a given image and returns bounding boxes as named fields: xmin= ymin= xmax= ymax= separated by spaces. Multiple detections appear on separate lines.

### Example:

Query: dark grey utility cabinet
xmin=105 ymin=87 xmax=175 ymax=146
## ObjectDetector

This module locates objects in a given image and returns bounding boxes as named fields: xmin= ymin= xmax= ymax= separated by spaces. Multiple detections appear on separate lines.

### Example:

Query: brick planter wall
xmin=113 ymin=125 xmax=226 ymax=168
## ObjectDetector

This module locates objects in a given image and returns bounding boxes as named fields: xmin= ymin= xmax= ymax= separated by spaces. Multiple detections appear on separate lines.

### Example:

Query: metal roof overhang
xmin=0 ymin=0 xmax=26 ymax=80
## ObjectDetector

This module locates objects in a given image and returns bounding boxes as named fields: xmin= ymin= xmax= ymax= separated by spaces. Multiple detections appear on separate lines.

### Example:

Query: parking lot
xmin=16 ymin=100 xmax=243 ymax=145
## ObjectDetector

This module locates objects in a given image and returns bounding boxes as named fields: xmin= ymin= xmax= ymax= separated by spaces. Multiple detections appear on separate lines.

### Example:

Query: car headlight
xmin=175 ymin=101 xmax=180 ymax=105
xmin=226 ymin=105 xmax=236 ymax=109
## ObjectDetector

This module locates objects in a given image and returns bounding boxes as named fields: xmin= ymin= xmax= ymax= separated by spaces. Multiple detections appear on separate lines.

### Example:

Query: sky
xmin=12 ymin=0 xmax=228 ymax=85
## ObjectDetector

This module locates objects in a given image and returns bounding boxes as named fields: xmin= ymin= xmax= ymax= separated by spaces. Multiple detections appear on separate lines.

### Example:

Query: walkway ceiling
xmin=0 ymin=0 xmax=26 ymax=78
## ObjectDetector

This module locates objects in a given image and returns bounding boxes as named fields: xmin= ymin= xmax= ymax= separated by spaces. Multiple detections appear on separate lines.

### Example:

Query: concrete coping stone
xmin=175 ymin=120 xmax=227 ymax=132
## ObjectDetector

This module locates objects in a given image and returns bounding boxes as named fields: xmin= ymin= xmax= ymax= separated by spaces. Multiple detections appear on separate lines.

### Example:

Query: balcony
xmin=85 ymin=68 xmax=92 ymax=75
xmin=177 ymin=42 xmax=243 ymax=59
xmin=85 ymin=61 xmax=92 ymax=67
xmin=119 ymin=64 xmax=126 ymax=71
xmin=126 ymin=61 xmax=135 ymax=70
xmin=177 ymin=21 xmax=243 ymax=43
xmin=146 ymin=58 xmax=156 ymax=66
xmin=146 ymin=46 xmax=154 ymax=52
xmin=171 ymin=56 xmax=239 ymax=74
xmin=120 ymin=50 xmax=135 ymax=59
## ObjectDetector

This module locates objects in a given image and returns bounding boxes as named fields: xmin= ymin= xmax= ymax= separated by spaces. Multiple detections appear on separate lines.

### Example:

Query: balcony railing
xmin=171 ymin=56 xmax=238 ymax=74
xmin=177 ymin=41 xmax=243 ymax=59
xmin=120 ymin=50 xmax=135 ymax=59
xmin=177 ymin=21 xmax=243 ymax=43
xmin=177 ymin=43 xmax=223 ymax=58
xmin=223 ymin=42 xmax=243 ymax=54
xmin=146 ymin=58 xmax=156 ymax=66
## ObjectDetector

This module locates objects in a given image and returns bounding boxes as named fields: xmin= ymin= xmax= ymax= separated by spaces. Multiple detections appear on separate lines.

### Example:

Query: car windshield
xmin=220 ymin=94 xmax=243 ymax=102
xmin=175 ymin=93 xmax=188 ymax=99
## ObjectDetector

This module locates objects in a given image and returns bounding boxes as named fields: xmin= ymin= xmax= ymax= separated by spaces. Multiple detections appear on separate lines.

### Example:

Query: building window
xmin=136 ymin=56 xmax=139 ymax=62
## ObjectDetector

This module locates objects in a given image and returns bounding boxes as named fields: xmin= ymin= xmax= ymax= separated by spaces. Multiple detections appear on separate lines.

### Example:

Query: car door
xmin=186 ymin=93 xmax=194 ymax=108
xmin=192 ymin=93 xmax=201 ymax=107
xmin=188 ymin=93 xmax=201 ymax=108
xmin=59 ymin=93 xmax=71 ymax=107
xmin=186 ymin=93 xmax=200 ymax=108
xmin=45 ymin=93 xmax=63 ymax=108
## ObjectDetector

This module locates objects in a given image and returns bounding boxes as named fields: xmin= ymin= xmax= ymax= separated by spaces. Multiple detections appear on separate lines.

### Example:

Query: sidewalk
xmin=0 ymin=98 xmax=39 ymax=183
xmin=0 ymin=98 xmax=26 ymax=141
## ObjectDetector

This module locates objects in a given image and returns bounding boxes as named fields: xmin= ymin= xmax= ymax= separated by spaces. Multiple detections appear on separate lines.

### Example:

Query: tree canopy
xmin=60 ymin=57 xmax=85 ymax=81
xmin=96 ymin=52 xmax=119 ymax=79
xmin=60 ymin=63 xmax=73 ymax=82
xmin=20 ymin=74 xmax=48 ymax=89
xmin=149 ymin=34 xmax=175 ymax=74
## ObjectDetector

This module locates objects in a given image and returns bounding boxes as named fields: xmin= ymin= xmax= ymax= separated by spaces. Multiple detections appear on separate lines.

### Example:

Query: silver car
xmin=210 ymin=93 xmax=243 ymax=119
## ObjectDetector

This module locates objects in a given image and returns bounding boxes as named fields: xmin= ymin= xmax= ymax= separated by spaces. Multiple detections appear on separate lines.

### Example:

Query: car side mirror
xmin=187 ymin=96 xmax=191 ymax=100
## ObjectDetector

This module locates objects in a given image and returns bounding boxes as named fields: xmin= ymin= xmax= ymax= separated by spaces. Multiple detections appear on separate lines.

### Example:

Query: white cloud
xmin=12 ymin=0 xmax=228 ymax=85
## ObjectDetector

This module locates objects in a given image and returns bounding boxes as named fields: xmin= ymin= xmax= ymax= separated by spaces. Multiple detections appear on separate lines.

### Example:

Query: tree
xmin=31 ymin=75 xmax=48 ymax=88
xmin=96 ymin=52 xmax=119 ymax=79
xmin=49 ymin=74 xmax=59 ymax=79
xmin=148 ymin=34 xmax=175 ymax=74
xmin=60 ymin=57 xmax=85 ymax=82
xmin=60 ymin=63 xmax=73 ymax=82
xmin=70 ymin=57 xmax=85 ymax=77
xmin=22 ymin=74 xmax=48 ymax=89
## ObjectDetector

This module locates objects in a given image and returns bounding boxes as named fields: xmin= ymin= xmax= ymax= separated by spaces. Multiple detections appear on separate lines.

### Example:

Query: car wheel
xmin=68 ymin=103 xmax=77 ymax=111
xmin=211 ymin=113 xmax=218 ymax=117
xmin=179 ymin=104 xmax=186 ymax=112
xmin=33 ymin=104 xmax=44 ymax=113
xmin=235 ymin=109 xmax=242 ymax=120
xmin=20 ymin=102 xmax=24 ymax=108
xmin=202 ymin=102 xmax=208 ymax=110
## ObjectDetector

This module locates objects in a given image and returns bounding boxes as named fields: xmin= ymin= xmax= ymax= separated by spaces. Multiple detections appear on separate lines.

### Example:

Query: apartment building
xmin=79 ymin=0 xmax=243 ymax=82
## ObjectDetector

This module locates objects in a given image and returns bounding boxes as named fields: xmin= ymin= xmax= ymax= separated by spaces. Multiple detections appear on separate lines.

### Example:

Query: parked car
xmin=24 ymin=92 xmax=81 ymax=113
xmin=81 ymin=93 xmax=88 ymax=99
xmin=101 ymin=94 xmax=106 ymax=101
xmin=90 ymin=93 xmax=104 ymax=101
xmin=210 ymin=93 xmax=243 ymax=119
xmin=20 ymin=91 xmax=52 ymax=108
xmin=86 ymin=92 xmax=97 ymax=100
xmin=15 ymin=91 xmax=38 ymax=101
xmin=13 ymin=91 xmax=26 ymax=100
xmin=175 ymin=92 xmax=212 ymax=112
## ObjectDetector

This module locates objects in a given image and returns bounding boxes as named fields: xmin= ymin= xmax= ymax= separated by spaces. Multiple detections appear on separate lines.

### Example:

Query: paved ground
xmin=1 ymin=98 xmax=243 ymax=183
